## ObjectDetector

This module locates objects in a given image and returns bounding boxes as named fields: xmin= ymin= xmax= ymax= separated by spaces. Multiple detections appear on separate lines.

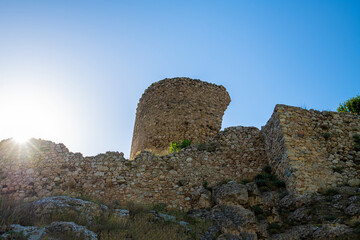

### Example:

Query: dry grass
xmin=0 ymin=196 xmax=212 ymax=240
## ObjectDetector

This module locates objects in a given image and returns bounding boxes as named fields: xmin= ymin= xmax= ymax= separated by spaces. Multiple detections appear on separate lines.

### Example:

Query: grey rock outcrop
xmin=212 ymin=182 xmax=248 ymax=206
xmin=29 ymin=196 xmax=108 ymax=225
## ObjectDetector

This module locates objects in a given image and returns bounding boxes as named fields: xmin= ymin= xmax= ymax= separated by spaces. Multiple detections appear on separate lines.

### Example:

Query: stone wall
xmin=130 ymin=77 xmax=231 ymax=159
xmin=1 ymin=104 xmax=359 ymax=210
xmin=262 ymin=104 xmax=360 ymax=195
xmin=0 ymin=126 xmax=266 ymax=210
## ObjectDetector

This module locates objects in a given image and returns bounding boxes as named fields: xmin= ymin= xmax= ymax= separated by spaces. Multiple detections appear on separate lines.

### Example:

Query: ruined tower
xmin=130 ymin=77 xmax=231 ymax=159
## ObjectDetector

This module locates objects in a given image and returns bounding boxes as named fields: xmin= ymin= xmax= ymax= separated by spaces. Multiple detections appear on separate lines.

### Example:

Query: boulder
xmin=348 ymin=179 xmax=360 ymax=187
xmin=29 ymin=196 xmax=108 ymax=225
xmin=201 ymin=225 xmax=221 ymax=240
xmin=44 ymin=221 xmax=98 ymax=240
xmin=0 ymin=225 xmax=45 ymax=240
xmin=270 ymin=224 xmax=316 ymax=240
xmin=192 ymin=186 xmax=212 ymax=209
xmin=0 ymin=222 xmax=98 ymax=240
xmin=212 ymin=182 xmax=248 ymax=206
xmin=345 ymin=203 xmax=360 ymax=216
xmin=312 ymin=223 xmax=354 ymax=239
xmin=211 ymin=205 xmax=256 ymax=234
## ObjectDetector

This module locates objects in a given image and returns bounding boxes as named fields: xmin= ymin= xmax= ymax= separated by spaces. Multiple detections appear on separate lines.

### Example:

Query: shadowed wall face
xmin=130 ymin=77 xmax=231 ymax=159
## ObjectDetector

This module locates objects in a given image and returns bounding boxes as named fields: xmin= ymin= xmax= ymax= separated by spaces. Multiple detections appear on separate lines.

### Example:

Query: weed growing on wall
xmin=169 ymin=139 xmax=191 ymax=153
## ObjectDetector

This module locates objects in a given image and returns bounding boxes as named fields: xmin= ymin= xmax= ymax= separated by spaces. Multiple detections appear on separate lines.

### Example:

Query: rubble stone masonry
xmin=262 ymin=104 xmax=360 ymax=194
xmin=1 ymin=103 xmax=359 ymax=209
xmin=130 ymin=77 xmax=231 ymax=159
xmin=0 ymin=126 xmax=266 ymax=210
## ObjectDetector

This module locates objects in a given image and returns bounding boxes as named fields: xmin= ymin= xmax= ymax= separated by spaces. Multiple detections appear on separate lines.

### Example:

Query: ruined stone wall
xmin=130 ymin=77 xmax=231 ymax=159
xmin=0 ymin=126 xmax=266 ymax=210
xmin=262 ymin=104 xmax=360 ymax=195
xmin=2 ymin=104 xmax=359 ymax=210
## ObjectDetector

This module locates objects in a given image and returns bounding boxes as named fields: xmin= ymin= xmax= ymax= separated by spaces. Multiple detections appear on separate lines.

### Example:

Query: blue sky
xmin=0 ymin=1 xmax=359 ymax=157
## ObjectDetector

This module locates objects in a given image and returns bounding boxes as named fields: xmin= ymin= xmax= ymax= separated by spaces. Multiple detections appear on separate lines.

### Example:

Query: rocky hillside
xmin=1 ymin=166 xmax=360 ymax=240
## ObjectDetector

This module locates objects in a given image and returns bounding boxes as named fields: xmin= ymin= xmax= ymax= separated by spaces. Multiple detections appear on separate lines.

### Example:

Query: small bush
xmin=354 ymin=144 xmax=360 ymax=151
xmin=265 ymin=174 xmax=277 ymax=181
xmin=325 ymin=188 xmax=339 ymax=196
xmin=263 ymin=165 xmax=272 ymax=174
xmin=332 ymin=166 xmax=343 ymax=173
xmin=353 ymin=134 xmax=360 ymax=143
xmin=324 ymin=215 xmax=336 ymax=221
xmin=255 ymin=174 xmax=265 ymax=180
xmin=152 ymin=203 xmax=167 ymax=213
xmin=260 ymin=186 xmax=270 ymax=192
xmin=279 ymin=191 xmax=287 ymax=199
xmin=338 ymin=95 xmax=360 ymax=115
xmin=322 ymin=132 xmax=331 ymax=141
xmin=272 ymin=179 xmax=286 ymax=188
xmin=268 ymin=222 xmax=282 ymax=234
xmin=218 ymin=179 xmax=231 ymax=186
xmin=252 ymin=205 xmax=263 ymax=215
xmin=202 ymin=180 xmax=208 ymax=189
xmin=255 ymin=178 xmax=267 ymax=187
xmin=169 ymin=139 xmax=191 ymax=153
xmin=240 ymin=179 xmax=251 ymax=184
xmin=179 ymin=139 xmax=191 ymax=148
xmin=354 ymin=222 xmax=360 ymax=233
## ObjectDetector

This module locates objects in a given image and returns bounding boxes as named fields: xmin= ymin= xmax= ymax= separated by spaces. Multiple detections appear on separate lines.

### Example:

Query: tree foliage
xmin=337 ymin=95 xmax=360 ymax=115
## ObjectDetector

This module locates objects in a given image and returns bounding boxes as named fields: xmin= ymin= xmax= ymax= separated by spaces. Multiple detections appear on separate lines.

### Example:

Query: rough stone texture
xmin=0 ymin=125 xmax=266 ymax=210
xmin=262 ymin=104 xmax=360 ymax=195
xmin=44 ymin=221 xmax=98 ymax=240
xmin=1 ymin=104 xmax=359 ymax=210
xmin=29 ymin=196 xmax=108 ymax=225
xmin=211 ymin=205 xmax=257 ymax=235
xmin=1 ymin=222 xmax=98 ymax=240
xmin=1 ymin=225 xmax=45 ymax=240
xmin=130 ymin=77 xmax=231 ymax=159
xmin=212 ymin=181 xmax=248 ymax=206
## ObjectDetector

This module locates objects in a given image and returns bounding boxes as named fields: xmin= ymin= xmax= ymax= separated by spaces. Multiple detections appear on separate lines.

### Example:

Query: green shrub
xmin=325 ymin=188 xmax=339 ymax=196
xmin=332 ymin=166 xmax=343 ymax=173
xmin=263 ymin=165 xmax=272 ymax=174
xmin=218 ymin=179 xmax=231 ymax=186
xmin=202 ymin=180 xmax=209 ymax=190
xmin=272 ymin=179 xmax=286 ymax=188
xmin=322 ymin=132 xmax=331 ymax=141
xmin=354 ymin=222 xmax=360 ymax=233
xmin=279 ymin=191 xmax=287 ymax=199
xmin=353 ymin=134 xmax=360 ymax=151
xmin=252 ymin=205 xmax=263 ymax=215
xmin=353 ymin=134 xmax=360 ymax=143
xmin=268 ymin=222 xmax=282 ymax=234
xmin=152 ymin=203 xmax=167 ymax=213
xmin=255 ymin=174 xmax=265 ymax=180
xmin=338 ymin=95 xmax=360 ymax=115
xmin=354 ymin=144 xmax=360 ymax=151
xmin=179 ymin=139 xmax=191 ymax=148
xmin=169 ymin=139 xmax=191 ymax=153
xmin=240 ymin=179 xmax=251 ymax=184
xmin=255 ymin=178 xmax=267 ymax=187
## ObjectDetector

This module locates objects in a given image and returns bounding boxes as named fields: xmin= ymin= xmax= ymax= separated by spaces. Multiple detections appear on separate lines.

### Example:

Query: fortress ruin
xmin=130 ymin=77 xmax=231 ymax=159
xmin=0 ymin=78 xmax=359 ymax=210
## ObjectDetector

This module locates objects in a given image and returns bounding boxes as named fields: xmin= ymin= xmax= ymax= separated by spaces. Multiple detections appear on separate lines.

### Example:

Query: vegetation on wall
xmin=169 ymin=139 xmax=191 ymax=153
xmin=337 ymin=95 xmax=360 ymax=115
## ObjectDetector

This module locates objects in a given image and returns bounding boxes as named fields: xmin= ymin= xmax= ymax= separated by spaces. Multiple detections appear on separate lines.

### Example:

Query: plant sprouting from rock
xmin=169 ymin=139 xmax=191 ymax=153
xmin=337 ymin=95 xmax=360 ymax=115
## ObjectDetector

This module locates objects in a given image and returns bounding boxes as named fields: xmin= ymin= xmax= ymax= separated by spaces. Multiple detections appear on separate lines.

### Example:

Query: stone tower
xmin=130 ymin=77 xmax=231 ymax=159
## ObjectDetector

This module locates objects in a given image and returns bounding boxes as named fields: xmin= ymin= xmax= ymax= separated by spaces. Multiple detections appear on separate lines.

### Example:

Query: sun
xmin=0 ymin=85 xmax=76 ymax=145
xmin=12 ymin=136 xmax=30 ymax=144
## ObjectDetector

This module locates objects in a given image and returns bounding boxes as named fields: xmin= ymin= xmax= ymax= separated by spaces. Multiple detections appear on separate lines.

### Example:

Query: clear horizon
xmin=0 ymin=1 xmax=359 ymax=158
